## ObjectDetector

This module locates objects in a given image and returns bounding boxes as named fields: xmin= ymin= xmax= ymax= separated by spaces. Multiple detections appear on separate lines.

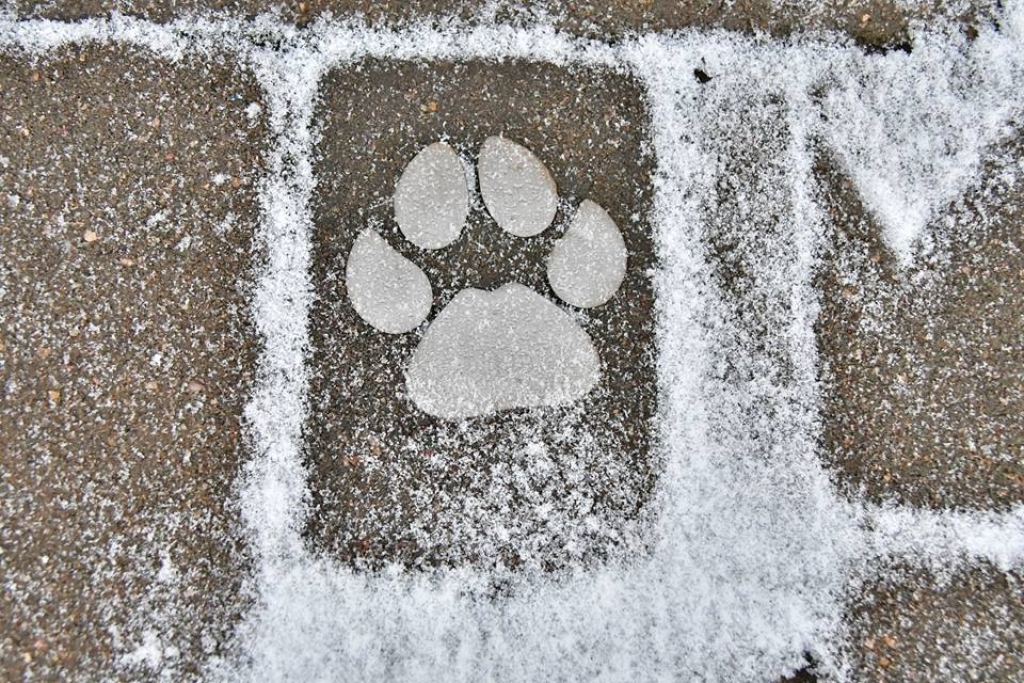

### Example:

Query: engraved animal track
xmin=345 ymin=137 xmax=627 ymax=419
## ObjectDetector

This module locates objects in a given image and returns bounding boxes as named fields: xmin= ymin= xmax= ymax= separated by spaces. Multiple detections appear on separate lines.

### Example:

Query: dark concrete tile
xmin=11 ymin=0 xmax=1000 ymax=49
xmin=816 ymin=136 xmax=1024 ymax=511
xmin=843 ymin=563 xmax=1024 ymax=681
xmin=0 ymin=44 xmax=265 ymax=679
xmin=549 ymin=0 xmax=919 ymax=47
xmin=9 ymin=0 xmax=483 ymax=26
xmin=306 ymin=59 xmax=657 ymax=572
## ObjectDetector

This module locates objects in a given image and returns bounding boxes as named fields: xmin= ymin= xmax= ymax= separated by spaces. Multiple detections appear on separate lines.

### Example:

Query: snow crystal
xmin=121 ymin=630 xmax=165 ymax=670
xmin=245 ymin=102 xmax=262 ymax=123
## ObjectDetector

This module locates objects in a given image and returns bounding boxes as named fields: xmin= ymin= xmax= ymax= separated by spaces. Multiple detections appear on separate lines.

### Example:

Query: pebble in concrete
xmin=346 ymin=230 xmax=432 ymax=333
xmin=547 ymin=199 xmax=627 ymax=308
xmin=479 ymin=136 xmax=558 ymax=237
xmin=394 ymin=141 xmax=469 ymax=249
xmin=406 ymin=283 xmax=600 ymax=419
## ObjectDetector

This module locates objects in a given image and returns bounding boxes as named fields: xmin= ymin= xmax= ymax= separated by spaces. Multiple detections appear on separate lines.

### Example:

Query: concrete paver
xmin=816 ymin=138 xmax=1024 ymax=512
xmin=0 ymin=3 xmax=1021 ymax=681
xmin=843 ymin=564 xmax=1024 ymax=681
xmin=0 ymin=43 xmax=264 ymax=680
xmin=10 ymin=0 xmax=997 ymax=48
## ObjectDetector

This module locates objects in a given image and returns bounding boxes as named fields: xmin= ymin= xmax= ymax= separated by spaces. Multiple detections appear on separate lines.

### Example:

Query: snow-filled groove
xmin=863 ymin=504 xmax=1024 ymax=571
xmin=1 ymin=7 xmax=1023 ymax=682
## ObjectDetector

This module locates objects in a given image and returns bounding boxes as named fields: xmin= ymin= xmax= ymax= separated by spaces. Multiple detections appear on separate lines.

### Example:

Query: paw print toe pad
xmin=393 ymin=141 xmax=468 ymax=249
xmin=346 ymin=230 xmax=432 ymax=334
xmin=479 ymin=136 xmax=558 ymax=238
xmin=547 ymin=199 xmax=627 ymax=308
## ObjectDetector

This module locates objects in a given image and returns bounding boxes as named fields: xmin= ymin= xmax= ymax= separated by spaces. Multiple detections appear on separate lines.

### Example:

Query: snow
xmin=121 ymin=630 xmax=166 ymax=670
xmin=864 ymin=503 xmax=1024 ymax=573
xmin=234 ymin=15 xmax=1024 ymax=680
xmin=406 ymin=282 xmax=600 ymax=419
xmin=1 ymin=4 xmax=1023 ymax=683
xmin=823 ymin=14 xmax=1024 ymax=265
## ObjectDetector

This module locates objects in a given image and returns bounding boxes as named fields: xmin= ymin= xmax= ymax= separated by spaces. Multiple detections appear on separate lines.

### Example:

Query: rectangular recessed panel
xmin=306 ymin=59 xmax=657 ymax=571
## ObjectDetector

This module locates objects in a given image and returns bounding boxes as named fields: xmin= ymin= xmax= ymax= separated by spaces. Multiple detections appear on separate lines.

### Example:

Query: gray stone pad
xmin=393 ymin=141 xmax=469 ymax=250
xmin=547 ymin=199 xmax=627 ymax=309
xmin=346 ymin=229 xmax=432 ymax=333
xmin=479 ymin=135 xmax=558 ymax=238
xmin=406 ymin=283 xmax=600 ymax=419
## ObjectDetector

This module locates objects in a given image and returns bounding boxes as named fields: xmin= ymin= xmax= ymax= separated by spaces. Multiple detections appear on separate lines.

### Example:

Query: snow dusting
xmin=2 ymin=4 xmax=1023 ymax=682
xmin=824 ymin=11 xmax=1024 ymax=264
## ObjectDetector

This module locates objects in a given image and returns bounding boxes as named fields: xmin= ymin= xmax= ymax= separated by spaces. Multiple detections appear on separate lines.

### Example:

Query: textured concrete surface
xmin=816 ymin=136 xmax=1024 ymax=512
xmin=0 ymin=44 xmax=264 ymax=680
xmin=306 ymin=59 xmax=657 ymax=571
xmin=842 ymin=563 xmax=1024 ymax=681
xmin=812 ymin=132 xmax=1024 ymax=683
xmin=8 ymin=0 xmax=1000 ymax=47
xmin=0 ymin=2 xmax=1021 ymax=682
xmin=8 ymin=0 xmax=482 ymax=26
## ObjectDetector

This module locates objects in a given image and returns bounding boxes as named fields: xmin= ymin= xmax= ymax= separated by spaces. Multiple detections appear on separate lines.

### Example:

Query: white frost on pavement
xmin=406 ymin=283 xmax=599 ymax=419
xmin=864 ymin=503 xmax=1024 ymax=573
xmin=2 ymin=4 xmax=1024 ymax=682
xmin=824 ymin=15 xmax=1024 ymax=264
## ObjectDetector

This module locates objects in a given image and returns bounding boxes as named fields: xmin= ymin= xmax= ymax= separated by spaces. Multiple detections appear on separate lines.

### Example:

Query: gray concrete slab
xmin=814 ymin=106 xmax=1023 ymax=683
xmin=9 ymin=0 xmax=1000 ymax=49
xmin=816 ymin=135 xmax=1024 ymax=512
xmin=842 ymin=563 xmax=1024 ymax=681
xmin=8 ymin=0 xmax=482 ymax=27
xmin=0 ymin=5 xmax=1020 ymax=682
xmin=0 ymin=44 xmax=265 ymax=680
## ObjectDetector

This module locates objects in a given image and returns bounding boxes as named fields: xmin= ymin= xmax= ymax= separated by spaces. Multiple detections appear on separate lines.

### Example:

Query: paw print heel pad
xmin=406 ymin=283 xmax=600 ymax=419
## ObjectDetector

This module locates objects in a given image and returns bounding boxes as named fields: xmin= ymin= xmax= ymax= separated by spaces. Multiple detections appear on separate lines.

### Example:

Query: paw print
xmin=345 ymin=137 xmax=628 ymax=420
